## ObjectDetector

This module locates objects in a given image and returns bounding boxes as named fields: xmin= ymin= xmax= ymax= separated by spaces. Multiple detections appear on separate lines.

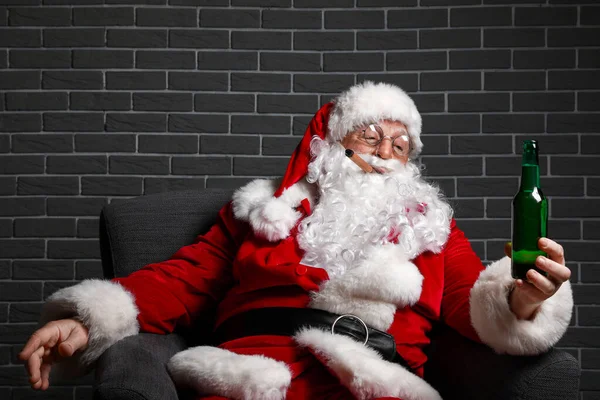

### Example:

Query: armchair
xmin=94 ymin=189 xmax=580 ymax=400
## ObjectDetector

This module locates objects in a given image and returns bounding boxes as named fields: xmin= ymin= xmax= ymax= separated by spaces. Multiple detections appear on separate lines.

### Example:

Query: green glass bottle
xmin=511 ymin=140 xmax=549 ymax=280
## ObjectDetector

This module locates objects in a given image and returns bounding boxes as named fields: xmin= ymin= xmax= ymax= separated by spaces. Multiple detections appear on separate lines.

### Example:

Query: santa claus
xmin=20 ymin=81 xmax=573 ymax=400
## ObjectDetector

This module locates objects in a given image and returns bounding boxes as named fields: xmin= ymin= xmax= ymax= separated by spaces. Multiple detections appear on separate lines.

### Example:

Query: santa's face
xmin=340 ymin=119 xmax=411 ymax=167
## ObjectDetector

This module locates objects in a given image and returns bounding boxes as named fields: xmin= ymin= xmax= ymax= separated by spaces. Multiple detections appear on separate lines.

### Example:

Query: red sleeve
xmin=112 ymin=202 xmax=248 ymax=334
xmin=440 ymin=219 xmax=486 ymax=342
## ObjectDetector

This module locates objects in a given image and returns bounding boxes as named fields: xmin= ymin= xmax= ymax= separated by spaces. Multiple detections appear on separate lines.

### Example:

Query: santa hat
xmin=233 ymin=81 xmax=423 ymax=241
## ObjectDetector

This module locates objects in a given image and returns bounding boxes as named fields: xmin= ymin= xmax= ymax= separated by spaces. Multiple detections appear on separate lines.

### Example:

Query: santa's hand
xmin=505 ymin=238 xmax=571 ymax=320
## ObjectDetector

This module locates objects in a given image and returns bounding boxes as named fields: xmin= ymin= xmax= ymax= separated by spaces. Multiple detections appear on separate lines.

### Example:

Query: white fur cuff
xmin=470 ymin=256 xmax=573 ymax=355
xmin=40 ymin=279 xmax=139 ymax=366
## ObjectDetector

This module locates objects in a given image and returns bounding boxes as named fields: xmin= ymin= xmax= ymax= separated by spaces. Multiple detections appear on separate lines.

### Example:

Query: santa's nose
xmin=376 ymin=138 xmax=394 ymax=159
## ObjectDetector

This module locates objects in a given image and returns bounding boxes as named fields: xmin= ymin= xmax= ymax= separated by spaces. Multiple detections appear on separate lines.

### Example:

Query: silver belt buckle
xmin=331 ymin=314 xmax=369 ymax=346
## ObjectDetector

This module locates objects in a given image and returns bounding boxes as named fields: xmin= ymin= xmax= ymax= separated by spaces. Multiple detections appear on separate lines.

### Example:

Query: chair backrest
xmin=99 ymin=189 xmax=235 ymax=278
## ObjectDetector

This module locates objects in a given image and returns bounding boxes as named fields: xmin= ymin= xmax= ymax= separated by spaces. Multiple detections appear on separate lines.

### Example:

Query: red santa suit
xmin=40 ymin=82 xmax=573 ymax=400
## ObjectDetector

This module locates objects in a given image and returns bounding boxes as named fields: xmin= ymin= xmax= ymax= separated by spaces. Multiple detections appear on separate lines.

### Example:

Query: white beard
xmin=296 ymin=138 xmax=453 ymax=279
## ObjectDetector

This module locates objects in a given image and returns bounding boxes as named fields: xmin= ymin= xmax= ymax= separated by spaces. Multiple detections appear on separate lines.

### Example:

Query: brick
xmin=233 ymin=156 xmax=287 ymax=176
xmin=294 ymin=32 xmax=353 ymax=51
xmin=553 ymin=199 xmax=600 ymax=218
xmin=106 ymin=0 xmax=166 ymax=3
xmin=47 ymin=155 xmax=107 ymax=174
xmin=232 ymin=115 xmax=290 ymax=135
xmin=82 ymin=176 xmax=142 ymax=196
xmin=550 ymin=71 xmax=600 ymax=90
xmin=169 ymin=71 xmax=228 ymax=91
xmin=451 ymin=135 xmax=511 ymax=155
xmin=48 ymin=239 xmax=100 ymax=259
xmin=44 ymin=112 xmax=104 ymax=132
xmin=195 ymin=94 xmax=254 ymax=113
xmin=232 ymin=73 xmax=291 ymax=92
xmin=515 ymin=6 xmax=577 ymax=26
xmin=169 ymin=29 xmax=228 ymax=49
xmin=486 ymin=155 xmax=548 ymax=176
xmin=0 ymin=240 xmax=44 ymax=259
xmin=548 ymin=113 xmax=600 ymax=133
xmin=449 ymin=199 xmax=484 ymax=218
xmin=486 ymin=198 xmax=511 ymax=218
xmin=0 ymin=7 xmax=4 ymax=26
xmin=0 ymin=219 xmax=11 ymax=237
xmin=74 ymin=7 xmax=134 ymax=26
xmin=450 ymin=50 xmax=510 ymax=69
xmin=449 ymin=93 xmax=509 ymax=112
xmin=484 ymin=0 xmax=544 ymax=3
xmin=201 ymin=9 xmax=259 ymax=28
xmin=206 ymin=177 xmax=254 ymax=189
xmin=458 ymin=219 xmax=510 ymax=240
xmin=582 ymin=349 xmax=600 ymax=369
xmin=325 ymin=10 xmax=383 ymax=29
xmin=200 ymin=135 xmax=259 ymax=155
xmin=133 ymin=93 xmax=192 ymax=112
xmin=483 ymin=114 xmax=544 ymax=133
xmin=0 ymin=28 xmax=40 ymax=47
xmin=170 ymin=0 xmax=228 ymax=4
xmin=584 ymin=221 xmax=600 ymax=240
xmin=386 ymin=51 xmax=445 ymax=71
xmin=420 ymin=134 xmax=448 ymax=155
xmin=548 ymin=28 xmax=600 ymax=47
xmin=9 ymin=303 xmax=43 ymax=322
xmin=388 ymin=9 xmax=446 ymax=28
xmin=484 ymin=28 xmax=545 ymax=47
xmin=10 ymin=49 xmax=70 ymax=68
xmin=107 ymin=28 xmax=166 ymax=48
xmin=574 ymin=285 xmax=600 ymax=306
xmin=172 ymin=156 xmax=231 ymax=175
xmin=168 ymin=114 xmax=228 ymax=133
xmin=516 ymin=135 xmax=578 ymax=155
xmin=6 ymin=92 xmax=67 ymax=111
xmin=411 ymin=94 xmax=445 ymax=113
xmin=541 ymin=177 xmax=583 ymax=197
xmin=582 ymin=136 xmax=600 ymax=154
xmin=457 ymin=177 xmax=518 ymax=197
xmin=257 ymin=94 xmax=317 ymax=114
xmin=76 ymin=260 xmax=103 ymax=279
xmin=548 ymin=219 xmax=581 ymax=240
xmin=0 ymin=71 xmax=39 ymax=89
xmin=106 ymin=113 xmax=166 ymax=132
xmin=358 ymin=0 xmax=415 ymax=4
xmin=9 ymin=7 xmax=70 ymax=26
xmin=323 ymin=52 xmax=383 ymax=72
xmin=107 ymin=71 xmax=166 ymax=90
xmin=262 ymin=137 xmax=299 ymax=156
xmin=579 ymin=92 xmax=600 ymax=112
xmin=357 ymin=74 xmax=418 ymax=92
xmin=552 ymin=156 xmax=600 ymax=176
xmin=42 ymin=71 xmax=103 ymax=90
xmin=295 ymin=0 xmax=352 ymax=6
xmin=12 ymin=134 xmax=72 ymax=153
xmin=0 ymin=304 xmax=6 ymax=322
xmin=423 ymin=114 xmax=480 ymax=134
xmin=0 ymin=325 xmax=36 ymax=346
xmin=428 ymin=177 xmax=455 ymax=197
xmin=233 ymin=0 xmax=289 ymax=5
xmin=75 ymin=134 xmax=136 ymax=152
xmin=421 ymin=72 xmax=480 ymax=91
xmin=422 ymin=0 xmax=478 ymax=4
xmin=43 ymin=281 xmax=80 ymax=300
xmin=0 ymin=198 xmax=44 ymax=217
xmin=357 ymin=31 xmax=417 ymax=51
xmin=513 ymin=49 xmax=575 ymax=69
xmin=70 ymin=92 xmax=130 ymax=111
xmin=44 ymin=28 xmax=104 ymax=47
xmin=582 ymin=264 xmax=600 ymax=283
xmin=484 ymin=71 xmax=545 ymax=91
xmin=73 ymin=49 xmax=133 ymax=68
xmin=0 ymin=135 xmax=7 ymax=152
xmin=136 ymin=50 xmax=195 ymax=69
xmin=420 ymin=29 xmax=480 ymax=49
xmin=45 ymin=0 xmax=103 ymax=3
xmin=0 ymin=113 xmax=41 ymax=132
xmin=294 ymin=74 xmax=354 ymax=93
xmin=137 ymin=7 xmax=196 ymax=27
xmin=18 ymin=176 xmax=78 ymax=195
xmin=0 ymin=177 xmax=15 ymax=195
xmin=261 ymin=52 xmax=319 ymax=72
xmin=263 ymin=10 xmax=320 ymax=29
xmin=513 ymin=93 xmax=574 ymax=112
xmin=0 ymin=155 xmax=43 ymax=174
xmin=139 ymin=134 xmax=198 ymax=153
xmin=144 ymin=177 xmax=205 ymax=194
xmin=581 ymin=5 xmax=600 ymax=25
xmin=198 ymin=50 xmax=256 ymax=70
xmin=421 ymin=156 xmax=482 ymax=177
xmin=563 ymin=243 xmax=600 ymax=263
xmin=233 ymin=31 xmax=290 ymax=50
xmin=453 ymin=7 xmax=512 ymax=27
xmin=109 ymin=155 xmax=169 ymax=174
xmin=47 ymin=197 xmax=107 ymax=216
xmin=77 ymin=218 xmax=99 ymax=238
xmin=14 ymin=218 xmax=75 ymax=237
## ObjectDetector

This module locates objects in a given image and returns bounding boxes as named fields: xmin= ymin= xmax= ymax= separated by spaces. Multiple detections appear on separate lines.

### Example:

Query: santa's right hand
xmin=19 ymin=318 xmax=89 ymax=390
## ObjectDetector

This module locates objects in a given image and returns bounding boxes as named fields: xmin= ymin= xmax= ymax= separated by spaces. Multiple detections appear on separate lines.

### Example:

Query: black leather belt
xmin=213 ymin=307 xmax=412 ymax=371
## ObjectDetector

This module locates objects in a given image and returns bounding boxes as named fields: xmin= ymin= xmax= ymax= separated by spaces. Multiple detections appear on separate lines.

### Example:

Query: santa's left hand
xmin=504 ymin=238 xmax=571 ymax=320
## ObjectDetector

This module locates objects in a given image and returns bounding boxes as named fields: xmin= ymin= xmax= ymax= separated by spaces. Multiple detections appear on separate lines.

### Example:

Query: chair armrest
xmin=94 ymin=333 xmax=187 ymax=400
xmin=425 ymin=326 xmax=580 ymax=400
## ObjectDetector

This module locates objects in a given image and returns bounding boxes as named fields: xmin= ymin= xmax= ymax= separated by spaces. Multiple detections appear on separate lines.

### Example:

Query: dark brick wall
xmin=0 ymin=0 xmax=599 ymax=398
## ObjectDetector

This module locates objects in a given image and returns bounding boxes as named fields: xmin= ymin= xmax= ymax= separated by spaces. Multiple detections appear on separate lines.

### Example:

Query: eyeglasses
xmin=360 ymin=124 xmax=411 ymax=158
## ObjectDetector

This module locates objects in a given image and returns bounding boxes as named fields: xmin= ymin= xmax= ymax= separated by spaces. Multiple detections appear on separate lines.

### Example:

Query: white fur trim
xmin=40 ymin=279 xmax=139 ymax=366
xmin=232 ymin=178 xmax=317 ymax=242
xmin=167 ymin=346 xmax=291 ymax=400
xmin=328 ymin=81 xmax=423 ymax=158
xmin=470 ymin=256 xmax=573 ymax=355
xmin=295 ymin=328 xmax=441 ymax=400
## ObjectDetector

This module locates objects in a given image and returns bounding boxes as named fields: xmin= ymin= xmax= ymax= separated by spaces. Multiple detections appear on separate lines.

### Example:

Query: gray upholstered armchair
xmin=94 ymin=189 xmax=580 ymax=400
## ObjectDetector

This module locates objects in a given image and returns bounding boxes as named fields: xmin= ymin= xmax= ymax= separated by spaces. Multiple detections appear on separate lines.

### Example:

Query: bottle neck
xmin=520 ymin=164 xmax=540 ymax=189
